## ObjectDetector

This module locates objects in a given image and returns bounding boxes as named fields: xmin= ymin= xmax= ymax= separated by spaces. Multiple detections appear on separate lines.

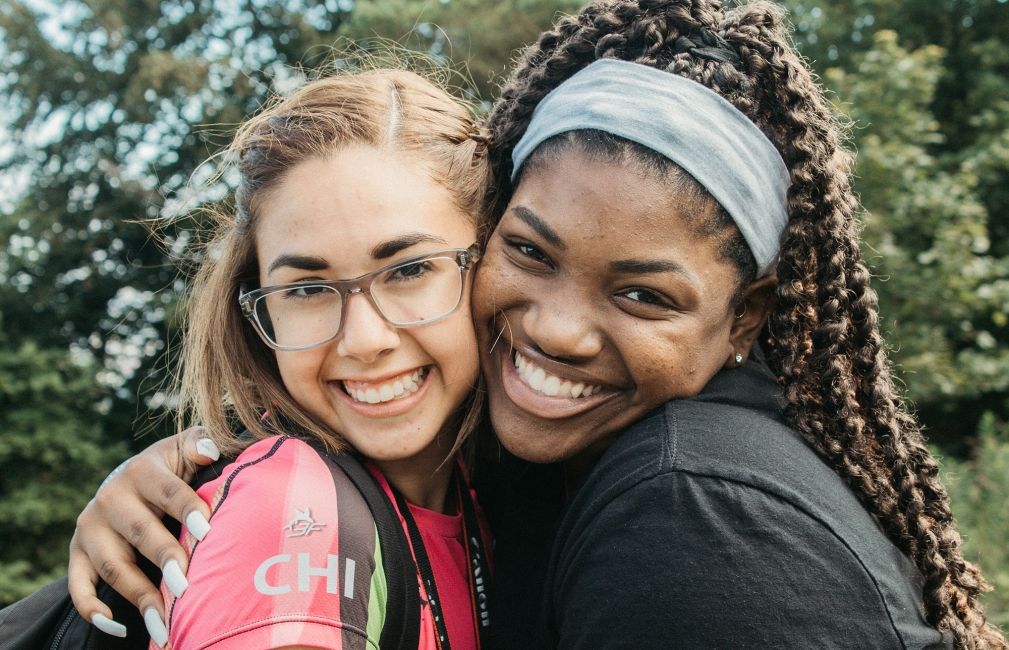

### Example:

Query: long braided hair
xmin=484 ymin=1 xmax=1006 ymax=647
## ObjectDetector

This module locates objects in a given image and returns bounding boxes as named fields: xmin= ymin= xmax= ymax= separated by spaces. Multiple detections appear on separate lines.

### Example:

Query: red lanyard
xmin=391 ymin=470 xmax=491 ymax=650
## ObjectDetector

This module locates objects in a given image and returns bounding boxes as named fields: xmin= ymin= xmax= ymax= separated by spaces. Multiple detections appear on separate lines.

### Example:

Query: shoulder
xmin=548 ymin=366 xmax=948 ymax=648
xmin=549 ymin=468 xmax=948 ymax=648
xmin=193 ymin=435 xmax=379 ymax=571
xmin=170 ymin=435 xmax=385 ymax=649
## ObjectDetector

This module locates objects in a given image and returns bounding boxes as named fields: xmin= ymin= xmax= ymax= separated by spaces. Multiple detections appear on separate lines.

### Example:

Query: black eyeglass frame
xmin=239 ymin=243 xmax=481 ymax=351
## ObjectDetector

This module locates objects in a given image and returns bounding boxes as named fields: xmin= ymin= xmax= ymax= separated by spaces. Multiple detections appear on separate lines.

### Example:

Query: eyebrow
xmin=510 ymin=206 xmax=565 ymax=249
xmin=266 ymin=232 xmax=450 ymax=275
xmin=267 ymin=254 xmax=330 ymax=275
xmin=609 ymin=259 xmax=698 ymax=283
xmin=370 ymin=233 xmax=449 ymax=259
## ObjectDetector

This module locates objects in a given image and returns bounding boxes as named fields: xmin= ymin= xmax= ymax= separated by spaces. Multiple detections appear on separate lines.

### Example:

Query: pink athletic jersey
xmin=158 ymin=436 xmax=489 ymax=650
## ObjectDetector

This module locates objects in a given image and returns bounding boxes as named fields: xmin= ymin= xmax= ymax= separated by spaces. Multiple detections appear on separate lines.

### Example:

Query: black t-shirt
xmin=482 ymin=358 xmax=951 ymax=649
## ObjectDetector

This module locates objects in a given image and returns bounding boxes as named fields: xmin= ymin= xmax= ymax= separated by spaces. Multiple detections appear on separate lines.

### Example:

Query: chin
xmin=499 ymin=435 xmax=560 ymax=464
xmin=488 ymin=413 xmax=574 ymax=465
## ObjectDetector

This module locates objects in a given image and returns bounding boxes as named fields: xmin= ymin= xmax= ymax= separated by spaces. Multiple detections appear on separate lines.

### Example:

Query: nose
xmin=335 ymin=292 xmax=400 ymax=363
xmin=521 ymin=298 xmax=603 ymax=362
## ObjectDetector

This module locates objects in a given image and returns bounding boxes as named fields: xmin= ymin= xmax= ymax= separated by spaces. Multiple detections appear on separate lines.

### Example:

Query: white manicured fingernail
xmin=186 ymin=510 xmax=211 ymax=541
xmin=92 ymin=613 xmax=127 ymax=638
xmin=144 ymin=608 xmax=168 ymax=648
xmin=195 ymin=437 xmax=220 ymax=461
xmin=163 ymin=558 xmax=189 ymax=598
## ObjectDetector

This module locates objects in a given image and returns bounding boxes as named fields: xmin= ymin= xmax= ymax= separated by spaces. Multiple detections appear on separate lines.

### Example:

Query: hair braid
xmin=486 ymin=1 xmax=1005 ymax=646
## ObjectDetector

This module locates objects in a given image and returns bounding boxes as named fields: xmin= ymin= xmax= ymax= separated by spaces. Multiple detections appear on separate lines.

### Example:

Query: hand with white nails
xmin=68 ymin=426 xmax=219 ymax=635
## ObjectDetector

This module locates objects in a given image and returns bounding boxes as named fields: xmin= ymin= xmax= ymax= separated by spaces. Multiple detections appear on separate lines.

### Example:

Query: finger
xmin=145 ymin=428 xmax=214 ymax=486
xmin=69 ymin=523 xmax=167 ymax=630
xmin=90 ymin=481 xmax=204 ymax=585
xmin=122 ymin=462 xmax=212 ymax=543
xmin=183 ymin=425 xmax=222 ymax=466
xmin=105 ymin=437 xmax=213 ymax=539
xmin=68 ymin=532 xmax=117 ymax=628
xmin=145 ymin=606 xmax=169 ymax=648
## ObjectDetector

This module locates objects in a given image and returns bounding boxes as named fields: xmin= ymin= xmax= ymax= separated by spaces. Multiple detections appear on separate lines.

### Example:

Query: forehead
xmin=507 ymin=149 xmax=718 ymax=259
xmin=254 ymin=147 xmax=476 ymax=265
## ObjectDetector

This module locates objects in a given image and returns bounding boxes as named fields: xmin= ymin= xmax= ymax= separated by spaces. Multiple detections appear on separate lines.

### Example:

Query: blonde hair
xmin=178 ymin=68 xmax=491 ymax=458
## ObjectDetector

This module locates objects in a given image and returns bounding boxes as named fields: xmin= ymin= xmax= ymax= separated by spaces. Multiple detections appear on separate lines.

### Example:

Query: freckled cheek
xmin=473 ymin=258 xmax=527 ymax=321
xmin=627 ymin=341 xmax=705 ymax=401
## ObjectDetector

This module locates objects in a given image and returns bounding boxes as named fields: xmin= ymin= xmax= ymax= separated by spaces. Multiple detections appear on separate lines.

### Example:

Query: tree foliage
xmin=940 ymin=414 xmax=1009 ymax=629
xmin=823 ymin=28 xmax=1009 ymax=448
xmin=0 ymin=333 xmax=129 ymax=602
xmin=0 ymin=0 xmax=356 ymax=605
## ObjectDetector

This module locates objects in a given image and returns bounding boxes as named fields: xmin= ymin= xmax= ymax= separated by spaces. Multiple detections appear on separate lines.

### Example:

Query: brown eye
xmin=516 ymin=243 xmax=548 ymax=263
xmin=283 ymin=285 xmax=330 ymax=300
xmin=622 ymin=289 xmax=673 ymax=308
xmin=504 ymin=238 xmax=553 ymax=269
xmin=615 ymin=288 xmax=681 ymax=319
xmin=387 ymin=260 xmax=432 ymax=282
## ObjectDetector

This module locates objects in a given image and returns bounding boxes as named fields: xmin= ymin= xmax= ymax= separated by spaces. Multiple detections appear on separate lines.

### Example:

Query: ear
xmin=725 ymin=274 xmax=776 ymax=368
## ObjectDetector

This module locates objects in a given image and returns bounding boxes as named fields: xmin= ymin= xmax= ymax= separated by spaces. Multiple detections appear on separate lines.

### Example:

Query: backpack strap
xmin=321 ymin=448 xmax=422 ymax=650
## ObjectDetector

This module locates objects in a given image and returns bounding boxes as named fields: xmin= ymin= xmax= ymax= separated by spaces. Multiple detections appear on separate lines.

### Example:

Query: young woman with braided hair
xmin=58 ymin=0 xmax=1005 ymax=647
xmin=476 ymin=1 xmax=1005 ymax=647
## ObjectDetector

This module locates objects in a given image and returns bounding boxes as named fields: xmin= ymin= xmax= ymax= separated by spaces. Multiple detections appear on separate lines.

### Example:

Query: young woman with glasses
xmin=70 ymin=68 xmax=494 ymax=649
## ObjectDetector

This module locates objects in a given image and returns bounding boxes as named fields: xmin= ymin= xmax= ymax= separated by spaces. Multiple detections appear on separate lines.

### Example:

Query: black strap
xmin=390 ymin=470 xmax=491 ymax=650
xmin=458 ymin=472 xmax=492 ymax=636
xmin=323 ymin=448 xmax=422 ymax=650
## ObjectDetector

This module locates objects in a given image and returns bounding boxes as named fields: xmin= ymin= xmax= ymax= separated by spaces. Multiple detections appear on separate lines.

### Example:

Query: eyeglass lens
xmin=254 ymin=256 xmax=464 ymax=349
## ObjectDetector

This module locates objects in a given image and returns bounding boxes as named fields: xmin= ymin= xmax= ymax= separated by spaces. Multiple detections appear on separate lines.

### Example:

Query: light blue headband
xmin=511 ymin=58 xmax=790 ymax=276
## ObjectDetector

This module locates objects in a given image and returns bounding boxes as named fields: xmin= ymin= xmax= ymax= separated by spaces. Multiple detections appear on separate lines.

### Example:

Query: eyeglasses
xmin=239 ymin=244 xmax=480 ymax=351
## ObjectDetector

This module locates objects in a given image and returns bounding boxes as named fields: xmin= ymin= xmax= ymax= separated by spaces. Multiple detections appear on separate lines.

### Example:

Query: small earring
xmin=734 ymin=352 xmax=743 ymax=364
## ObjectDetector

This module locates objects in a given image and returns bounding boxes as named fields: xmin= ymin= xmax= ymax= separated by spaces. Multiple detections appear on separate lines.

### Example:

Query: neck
xmin=375 ymin=439 xmax=456 ymax=513
xmin=563 ymin=445 xmax=607 ymax=498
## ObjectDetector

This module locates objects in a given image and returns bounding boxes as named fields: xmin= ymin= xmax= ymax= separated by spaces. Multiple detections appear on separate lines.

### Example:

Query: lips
xmin=514 ymin=352 xmax=602 ymax=398
xmin=342 ymin=368 xmax=428 ymax=404
xmin=494 ymin=346 xmax=618 ymax=420
xmin=331 ymin=366 xmax=433 ymax=418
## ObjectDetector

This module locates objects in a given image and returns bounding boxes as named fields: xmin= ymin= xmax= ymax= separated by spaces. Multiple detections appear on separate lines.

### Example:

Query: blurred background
xmin=1 ymin=0 xmax=1007 ymax=626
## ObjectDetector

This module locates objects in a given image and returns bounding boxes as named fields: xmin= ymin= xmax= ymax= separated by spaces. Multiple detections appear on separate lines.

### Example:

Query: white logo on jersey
xmin=254 ymin=553 xmax=357 ymax=598
xmin=283 ymin=506 xmax=325 ymax=537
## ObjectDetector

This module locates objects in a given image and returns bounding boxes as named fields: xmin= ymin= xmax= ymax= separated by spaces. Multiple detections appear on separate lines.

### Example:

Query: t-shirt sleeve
xmin=548 ymin=472 xmax=923 ymax=649
xmin=161 ymin=436 xmax=385 ymax=650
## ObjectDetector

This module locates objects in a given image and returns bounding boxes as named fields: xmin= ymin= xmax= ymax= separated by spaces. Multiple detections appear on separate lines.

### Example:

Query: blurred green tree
xmin=818 ymin=22 xmax=1009 ymax=449
xmin=940 ymin=414 xmax=1009 ymax=629
xmin=342 ymin=0 xmax=584 ymax=98
xmin=0 ymin=340 xmax=130 ymax=603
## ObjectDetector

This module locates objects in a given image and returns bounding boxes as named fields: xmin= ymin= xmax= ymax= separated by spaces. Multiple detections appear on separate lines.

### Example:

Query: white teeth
xmin=513 ymin=352 xmax=602 ymax=400
xmin=344 ymin=369 xmax=426 ymax=404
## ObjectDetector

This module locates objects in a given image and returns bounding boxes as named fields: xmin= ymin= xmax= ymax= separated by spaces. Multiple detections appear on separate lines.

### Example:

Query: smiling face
xmin=475 ymin=148 xmax=760 ymax=464
xmin=254 ymin=145 xmax=480 ymax=472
